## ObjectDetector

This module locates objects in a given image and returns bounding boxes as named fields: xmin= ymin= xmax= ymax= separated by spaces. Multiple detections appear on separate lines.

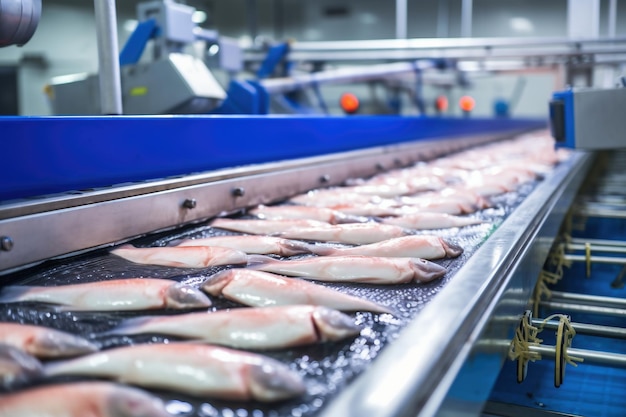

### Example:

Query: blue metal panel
xmin=551 ymin=89 xmax=576 ymax=148
xmin=0 ymin=115 xmax=544 ymax=201
xmin=119 ymin=19 xmax=159 ymax=66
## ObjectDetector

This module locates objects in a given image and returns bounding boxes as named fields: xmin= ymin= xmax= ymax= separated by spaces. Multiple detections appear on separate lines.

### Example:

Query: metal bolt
xmin=319 ymin=174 xmax=330 ymax=184
xmin=182 ymin=198 xmax=197 ymax=209
xmin=0 ymin=236 xmax=14 ymax=252
xmin=376 ymin=162 xmax=385 ymax=171
xmin=232 ymin=187 xmax=245 ymax=197
xmin=394 ymin=158 xmax=403 ymax=167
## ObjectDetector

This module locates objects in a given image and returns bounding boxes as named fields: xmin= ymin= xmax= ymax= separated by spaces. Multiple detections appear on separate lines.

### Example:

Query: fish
xmin=43 ymin=343 xmax=306 ymax=402
xmin=380 ymin=212 xmax=483 ymax=230
xmin=0 ymin=381 xmax=172 ymax=417
xmin=0 ymin=344 xmax=43 ymax=389
xmin=210 ymin=218 xmax=331 ymax=235
xmin=0 ymin=322 xmax=98 ymax=358
xmin=310 ymin=235 xmax=463 ymax=259
xmin=289 ymin=191 xmax=388 ymax=207
xmin=176 ymin=235 xmax=314 ymax=257
xmin=330 ymin=203 xmax=415 ymax=218
xmin=110 ymin=244 xmax=247 ymax=268
xmin=275 ymin=223 xmax=412 ymax=245
xmin=106 ymin=305 xmax=360 ymax=350
xmin=248 ymin=204 xmax=367 ymax=224
xmin=247 ymin=255 xmax=447 ymax=284
xmin=0 ymin=278 xmax=212 ymax=311
xmin=202 ymin=269 xmax=391 ymax=313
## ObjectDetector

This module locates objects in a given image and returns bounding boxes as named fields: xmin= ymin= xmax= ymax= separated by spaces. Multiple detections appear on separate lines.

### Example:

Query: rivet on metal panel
xmin=0 ymin=236 xmax=14 ymax=252
xmin=231 ymin=187 xmax=245 ymax=197
xmin=394 ymin=158 xmax=403 ymax=167
xmin=182 ymin=198 xmax=197 ymax=209
xmin=376 ymin=162 xmax=385 ymax=171
xmin=319 ymin=174 xmax=330 ymax=184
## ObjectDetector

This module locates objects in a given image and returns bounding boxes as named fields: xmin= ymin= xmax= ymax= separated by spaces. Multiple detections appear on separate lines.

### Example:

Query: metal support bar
xmin=93 ymin=0 xmax=123 ymax=115
xmin=569 ymin=238 xmax=626 ymax=248
xmin=530 ymin=344 xmax=626 ymax=368
xmin=549 ymin=291 xmax=626 ymax=309
xmin=539 ymin=301 xmax=626 ymax=318
xmin=396 ymin=0 xmax=407 ymax=39
xmin=575 ymin=206 xmax=626 ymax=219
xmin=566 ymin=242 xmax=626 ymax=254
xmin=563 ymin=253 xmax=626 ymax=265
xmin=532 ymin=318 xmax=626 ymax=339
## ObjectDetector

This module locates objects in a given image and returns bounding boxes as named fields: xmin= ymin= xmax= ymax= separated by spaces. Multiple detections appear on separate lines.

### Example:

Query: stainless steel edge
xmin=0 ymin=131 xmax=519 ymax=275
xmin=318 ymin=151 xmax=595 ymax=417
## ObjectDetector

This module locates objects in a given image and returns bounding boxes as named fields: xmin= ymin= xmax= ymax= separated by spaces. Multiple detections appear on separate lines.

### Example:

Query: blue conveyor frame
xmin=0 ymin=115 xmax=543 ymax=202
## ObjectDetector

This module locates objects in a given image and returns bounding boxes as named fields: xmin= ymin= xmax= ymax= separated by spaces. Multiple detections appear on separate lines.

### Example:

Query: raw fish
xmin=275 ymin=223 xmax=411 ymax=245
xmin=202 ymin=269 xmax=391 ymax=313
xmin=311 ymin=235 xmax=463 ymax=259
xmin=0 ymin=278 xmax=212 ymax=311
xmin=44 ymin=343 xmax=305 ymax=402
xmin=177 ymin=235 xmax=313 ymax=256
xmin=248 ymin=255 xmax=446 ymax=284
xmin=111 ymin=244 xmax=247 ymax=268
xmin=249 ymin=204 xmax=366 ymax=224
xmin=380 ymin=212 xmax=483 ymax=230
xmin=0 ymin=322 xmax=98 ymax=358
xmin=0 ymin=344 xmax=42 ymax=388
xmin=0 ymin=381 xmax=172 ymax=417
xmin=210 ymin=218 xmax=331 ymax=235
xmin=106 ymin=305 xmax=360 ymax=349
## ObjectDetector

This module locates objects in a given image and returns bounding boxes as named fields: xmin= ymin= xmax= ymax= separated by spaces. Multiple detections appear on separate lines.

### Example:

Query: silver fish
xmin=249 ymin=204 xmax=366 ymax=224
xmin=106 ymin=305 xmax=360 ymax=349
xmin=311 ymin=235 xmax=463 ymax=259
xmin=275 ymin=223 xmax=411 ymax=245
xmin=111 ymin=244 xmax=247 ymax=268
xmin=210 ymin=218 xmax=331 ymax=235
xmin=202 ymin=269 xmax=391 ymax=313
xmin=0 ymin=322 xmax=98 ymax=359
xmin=380 ymin=212 xmax=483 ymax=230
xmin=248 ymin=255 xmax=447 ymax=284
xmin=0 ymin=381 xmax=172 ymax=417
xmin=0 ymin=344 xmax=43 ymax=389
xmin=44 ymin=343 xmax=306 ymax=402
xmin=177 ymin=235 xmax=313 ymax=256
xmin=0 ymin=278 xmax=211 ymax=311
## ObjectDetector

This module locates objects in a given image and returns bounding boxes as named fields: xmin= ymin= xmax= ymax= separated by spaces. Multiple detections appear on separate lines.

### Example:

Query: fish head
xmin=410 ymin=259 xmax=447 ymax=283
xmin=312 ymin=306 xmax=361 ymax=342
xmin=165 ymin=283 xmax=212 ymax=309
xmin=0 ymin=344 xmax=43 ymax=388
xmin=248 ymin=359 xmax=307 ymax=402
xmin=31 ymin=329 xmax=99 ymax=358
xmin=440 ymin=238 xmax=463 ymax=258
xmin=200 ymin=270 xmax=234 ymax=296
xmin=107 ymin=384 xmax=172 ymax=417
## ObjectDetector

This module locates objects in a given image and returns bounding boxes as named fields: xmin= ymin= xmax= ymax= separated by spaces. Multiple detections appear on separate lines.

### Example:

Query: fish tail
xmin=246 ymin=254 xmax=277 ymax=269
xmin=100 ymin=316 xmax=155 ymax=336
xmin=0 ymin=286 xmax=32 ymax=304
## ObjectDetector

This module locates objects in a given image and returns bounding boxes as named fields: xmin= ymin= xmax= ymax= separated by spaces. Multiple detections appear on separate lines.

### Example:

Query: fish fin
xmin=0 ymin=344 xmax=44 ymax=388
xmin=0 ymin=286 xmax=32 ymax=304
xmin=304 ymin=245 xmax=337 ymax=256
xmin=99 ymin=316 xmax=155 ymax=336
xmin=246 ymin=254 xmax=277 ymax=268
xmin=279 ymin=240 xmax=318 ymax=256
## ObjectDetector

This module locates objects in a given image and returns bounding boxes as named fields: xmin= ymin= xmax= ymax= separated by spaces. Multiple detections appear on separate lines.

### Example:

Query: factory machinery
xmin=2 ymin=2 xmax=626 ymax=417
xmin=2 ymin=109 xmax=625 ymax=417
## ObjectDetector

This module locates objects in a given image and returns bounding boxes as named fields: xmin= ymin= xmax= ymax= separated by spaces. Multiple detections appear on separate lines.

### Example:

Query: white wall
xmin=0 ymin=0 xmax=621 ymax=116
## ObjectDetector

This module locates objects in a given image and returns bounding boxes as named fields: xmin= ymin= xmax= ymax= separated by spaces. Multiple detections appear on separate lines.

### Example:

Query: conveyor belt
xmin=0 ymin=134 xmax=593 ymax=417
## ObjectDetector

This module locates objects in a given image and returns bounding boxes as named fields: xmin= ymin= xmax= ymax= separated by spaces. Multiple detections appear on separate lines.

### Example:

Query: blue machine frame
xmin=0 ymin=115 xmax=544 ymax=202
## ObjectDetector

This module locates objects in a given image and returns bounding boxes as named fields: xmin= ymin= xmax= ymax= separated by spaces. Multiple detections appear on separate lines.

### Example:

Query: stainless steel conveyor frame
xmin=0 ymin=130 xmax=595 ymax=417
